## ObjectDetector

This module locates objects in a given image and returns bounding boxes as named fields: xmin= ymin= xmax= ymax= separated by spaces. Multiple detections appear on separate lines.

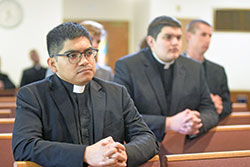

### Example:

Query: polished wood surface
xmin=219 ymin=112 xmax=250 ymax=125
xmin=165 ymin=150 xmax=250 ymax=167
xmin=14 ymin=161 xmax=41 ymax=167
xmin=139 ymin=155 xmax=160 ymax=167
xmin=0 ymin=133 xmax=13 ymax=167
xmin=159 ymin=125 xmax=250 ymax=156
xmin=0 ymin=118 xmax=15 ymax=133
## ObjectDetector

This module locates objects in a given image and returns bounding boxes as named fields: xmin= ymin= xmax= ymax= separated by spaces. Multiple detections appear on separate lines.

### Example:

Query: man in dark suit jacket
xmin=0 ymin=73 xmax=16 ymax=89
xmin=114 ymin=16 xmax=219 ymax=142
xmin=12 ymin=22 xmax=158 ymax=167
xmin=184 ymin=19 xmax=232 ymax=119
xmin=20 ymin=49 xmax=47 ymax=87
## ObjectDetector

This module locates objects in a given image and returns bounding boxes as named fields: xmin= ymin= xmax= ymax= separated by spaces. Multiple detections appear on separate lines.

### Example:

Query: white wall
xmin=1 ymin=0 xmax=249 ymax=90
xmin=0 ymin=0 xmax=62 ymax=87
xmin=149 ymin=0 xmax=250 ymax=90
xmin=63 ymin=0 xmax=136 ymax=52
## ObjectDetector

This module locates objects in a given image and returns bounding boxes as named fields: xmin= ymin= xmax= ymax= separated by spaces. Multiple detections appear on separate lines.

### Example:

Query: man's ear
xmin=146 ymin=36 xmax=154 ymax=48
xmin=47 ymin=58 xmax=57 ymax=73
xmin=186 ymin=32 xmax=192 ymax=41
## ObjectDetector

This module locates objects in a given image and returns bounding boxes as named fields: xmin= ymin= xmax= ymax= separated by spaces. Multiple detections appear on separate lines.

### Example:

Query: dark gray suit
xmin=114 ymin=48 xmax=219 ymax=141
xmin=203 ymin=59 xmax=232 ymax=119
xmin=12 ymin=75 xmax=158 ymax=167
xmin=182 ymin=53 xmax=232 ymax=119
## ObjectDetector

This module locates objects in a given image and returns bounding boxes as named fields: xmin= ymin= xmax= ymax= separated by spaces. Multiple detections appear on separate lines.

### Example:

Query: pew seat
xmin=165 ymin=150 xmax=250 ymax=167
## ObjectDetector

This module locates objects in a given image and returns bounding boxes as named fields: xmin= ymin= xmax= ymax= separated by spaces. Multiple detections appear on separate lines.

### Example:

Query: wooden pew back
xmin=139 ymin=155 xmax=160 ymax=167
xmin=219 ymin=112 xmax=250 ymax=125
xmin=14 ymin=154 xmax=160 ymax=167
xmin=0 ymin=109 xmax=13 ymax=118
xmin=160 ymin=125 xmax=250 ymax=155
xmin=165 ymin=150 xmax=250 ymax=167
xmin=0 ymin=102 xmax=16 ymax=117
xmin=0 ymin=133 xmax=13 ymax=167
xmin=0 ymin=118 xmax=15 ymax=133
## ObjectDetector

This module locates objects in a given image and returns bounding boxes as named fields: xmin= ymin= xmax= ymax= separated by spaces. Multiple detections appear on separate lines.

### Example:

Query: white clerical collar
xmin=152 ymin=51 xmax=175 ymax=69
xmin=73 ymin=85 xmax=86 ymax=93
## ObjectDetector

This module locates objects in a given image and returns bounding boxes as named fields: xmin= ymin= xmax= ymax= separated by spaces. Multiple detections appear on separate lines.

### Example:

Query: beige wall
xmin=0 ymin=0 xmax=62 ymax=86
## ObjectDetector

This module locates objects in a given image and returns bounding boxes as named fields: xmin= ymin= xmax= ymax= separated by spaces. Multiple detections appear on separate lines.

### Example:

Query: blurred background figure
xmin=20 ymin=49 xmax=47 ymax=87
xmin=80 ymin=20 xmax=113 ymax=81
xmin=0 ymin=57 xmax=16 ymax=90
xmin=183 ymin=19 xmax=232 ymax=119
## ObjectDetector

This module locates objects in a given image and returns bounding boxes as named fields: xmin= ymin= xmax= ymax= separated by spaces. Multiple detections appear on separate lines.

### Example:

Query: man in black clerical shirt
xmin=114 ymin=16 xmax=219 ymax=142
xmin=12 ymin=22 xmax=158 ymax=167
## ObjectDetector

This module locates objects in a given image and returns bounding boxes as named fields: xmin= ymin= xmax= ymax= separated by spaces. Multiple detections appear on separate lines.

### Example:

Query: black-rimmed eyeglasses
xmin=51 ymin=48 xmax=98 ymax=64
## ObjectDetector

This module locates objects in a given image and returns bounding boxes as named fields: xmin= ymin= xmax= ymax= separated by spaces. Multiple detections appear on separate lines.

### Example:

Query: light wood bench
xmin=165 ymin=150 xmax=250 ymax=167
xmin=219 ymin=112 xmax=250 ymax=125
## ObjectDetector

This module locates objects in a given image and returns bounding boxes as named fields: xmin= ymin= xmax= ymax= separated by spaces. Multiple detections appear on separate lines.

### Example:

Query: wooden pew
xmin=0 ymin=89 xmax=17 ymax=97
xmin=0 ymin=96 xmax=16 ymax=103
xmin=219 ymin=112 xmax=250 ymax=125
xmin=14 ymin=161 xmax=41 ymax=167
xmin=230 ymin=90 xmax=250 ymax=111
xmin=159 ymin=125 xmax=250 ymax=156
xmin=232 ymin=103 xmax=248 ymax=112
xmin=0 ymin=102 xmax=16 ymax=117
xmin=0 ymin=109 xmax=13 ymax=118
xmin=0 ymin=118 xmax=15 ymax=133
xmin=0 ymin=133 xmax=13 ymax=167
xmin=165 ymin=150 xmax=250 ymax=167
xmin=14 ymin=154 xmax=160 ymax=167
xmin=139 ymin=155 xmax=160 ymax=167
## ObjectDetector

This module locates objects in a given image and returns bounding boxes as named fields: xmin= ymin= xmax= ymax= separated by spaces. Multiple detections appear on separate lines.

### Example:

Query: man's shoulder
xmin=205 ymin=59 xmax=225 ymax=70
xmin=92 ymin=77 xmax=126 ymax=93
xmin=19 ymin=76 xmax=51 ymax=91
xmin=178 ymin=55 xmax=203 ymax=68
xmin=119 ymin=48 xmax=149 ymax=62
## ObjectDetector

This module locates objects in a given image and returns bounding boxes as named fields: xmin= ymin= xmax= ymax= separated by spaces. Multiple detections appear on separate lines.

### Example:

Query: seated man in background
xmin=12 ymin=22 xmax=158 ymax=167
xmin=81 ymin=20 xmax=113 ymax=81
xmin=20 ymin=49 xmax=47 ymax=87
xmin=46 ymin=21 xmax=113 ymax=81
xmin=0 ymin=57 xmax=16 ymax=89
xmin=183 ymin=19 xmax=232 ymax=119
xmin=114 ymin=16 xmax=219 ymax=142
